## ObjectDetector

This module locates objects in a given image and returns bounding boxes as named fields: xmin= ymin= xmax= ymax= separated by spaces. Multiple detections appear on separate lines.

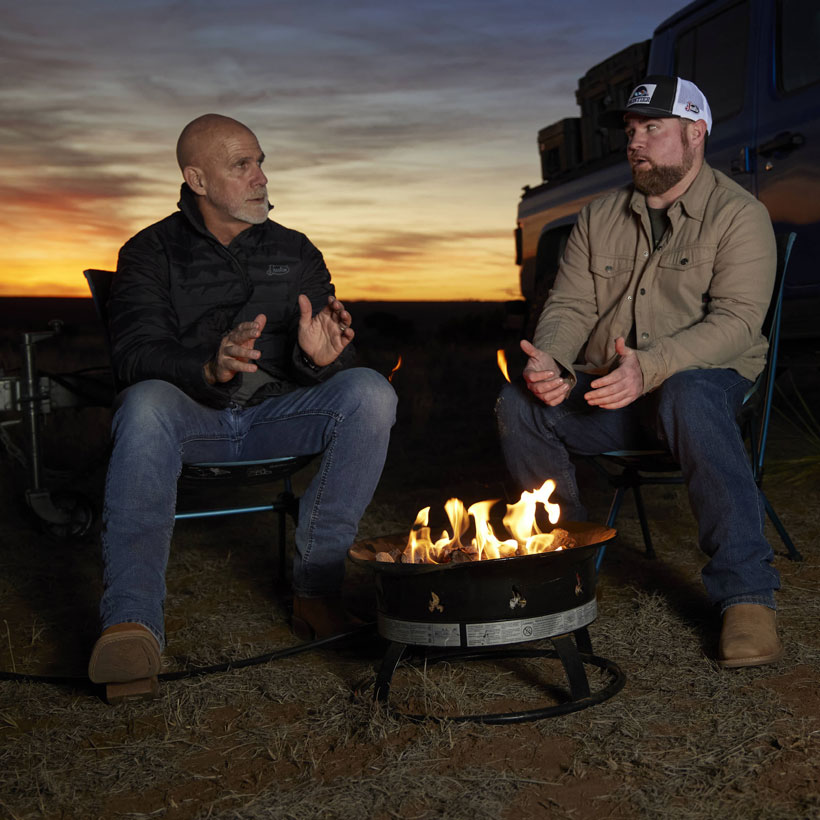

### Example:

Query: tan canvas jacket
xmin=533 ymin=162 xmax=776 ymax=393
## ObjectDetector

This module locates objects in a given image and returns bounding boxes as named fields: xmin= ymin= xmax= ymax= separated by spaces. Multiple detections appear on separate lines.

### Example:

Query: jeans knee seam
xmin=247 ymin=408 xmax=345 ymax=432
xmin=301 ymin=424 xmax=341 ymax=570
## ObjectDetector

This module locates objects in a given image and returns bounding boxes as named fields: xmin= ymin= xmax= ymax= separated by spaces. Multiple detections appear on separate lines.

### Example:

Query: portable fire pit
xmin=349 ymin=521 xmax=625 ymax=724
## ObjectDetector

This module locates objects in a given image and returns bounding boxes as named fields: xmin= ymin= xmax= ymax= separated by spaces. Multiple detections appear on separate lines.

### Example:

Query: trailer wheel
xmin=525 ymin=226 xmax=573 ymax=338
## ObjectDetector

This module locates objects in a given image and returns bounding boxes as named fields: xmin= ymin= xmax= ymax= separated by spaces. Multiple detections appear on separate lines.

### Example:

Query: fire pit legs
xmin=374 ymin=641 xmax=406 ymax=703
xmin=371 ymin=626 xmax=625 ymax=724
xmin=551 ymin=632 xmax=591 ymax=701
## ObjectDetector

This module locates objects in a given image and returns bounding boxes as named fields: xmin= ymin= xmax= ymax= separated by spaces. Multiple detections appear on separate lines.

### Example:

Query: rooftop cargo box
xmin=537 ymin=117 xmax=581 ymax=181
xmin=576 ymin=39 xmax=650 ymax=163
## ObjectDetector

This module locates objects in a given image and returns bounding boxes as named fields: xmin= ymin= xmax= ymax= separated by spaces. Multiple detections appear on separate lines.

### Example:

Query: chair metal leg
xmin=606 ymin=486 xmax=626 ymax=529
xmin=762 ymin=493 xmax=803 ymax=561
xmin=631 ymin=484 xmax=656 ymax=560
xmin=274 ymin=490 xmax=299 ymax=585
xmin=277 ymin=509 xmax=287 ymax=582
xmin=601 ymin=469 xmax=656 ymax=564
xmin=596 ymin=485 xmax=625 ymax=573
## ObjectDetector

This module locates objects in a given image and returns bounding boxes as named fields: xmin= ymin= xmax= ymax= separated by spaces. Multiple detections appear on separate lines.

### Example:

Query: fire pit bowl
xmin=349 ymin=521 xmax=625 ymax=723
xmin=349 ymin=521 xmax=615 ymax=648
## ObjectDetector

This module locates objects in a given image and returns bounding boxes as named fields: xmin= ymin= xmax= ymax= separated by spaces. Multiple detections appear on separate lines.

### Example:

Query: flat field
xmin=1 ymin=299 xmax=819 ymax=819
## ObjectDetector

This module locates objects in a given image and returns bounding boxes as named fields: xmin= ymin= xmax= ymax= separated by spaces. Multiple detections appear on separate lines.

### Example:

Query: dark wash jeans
xmin=100 ymin=368 xmax=397 ymax=648
xmin=496 ymin=369 xmax=779 ymax=611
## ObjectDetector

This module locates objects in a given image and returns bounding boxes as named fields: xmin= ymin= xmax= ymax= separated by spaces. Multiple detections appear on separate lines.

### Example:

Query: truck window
xmin=674 ymin=1 xmax=749 ymax=123
xmin=778 ymin=0 xmax=820 ymax=93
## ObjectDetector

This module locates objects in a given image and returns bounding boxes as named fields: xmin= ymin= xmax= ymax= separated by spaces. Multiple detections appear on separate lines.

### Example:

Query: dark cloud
xmin=1 ymin=0 xmax=688 ymax=297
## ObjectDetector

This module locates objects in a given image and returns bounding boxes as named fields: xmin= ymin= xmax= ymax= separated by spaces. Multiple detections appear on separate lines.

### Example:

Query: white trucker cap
xmin=600 ymin=75 xmax=713 ymax=134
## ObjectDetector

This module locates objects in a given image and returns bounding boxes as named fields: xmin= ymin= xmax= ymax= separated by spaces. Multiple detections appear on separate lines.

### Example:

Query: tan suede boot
xmin=718 ymin=604 xmax=783 ymax=668
xmin=88 ymin=622 xmax=161 ymax=703
xmin=291 ymin=596 xmax=364 ymax=641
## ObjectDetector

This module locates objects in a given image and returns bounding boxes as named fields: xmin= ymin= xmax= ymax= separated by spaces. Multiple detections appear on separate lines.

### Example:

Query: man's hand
xmin=584 ymin=337 xmax=643 ymax=409
xmin=204 ymin=314 xmax=266 ymax=384
xmin=520 ymin=339 xmax=571 ymax=406
xmin=298 ymin=294 xmax=354 ymax=368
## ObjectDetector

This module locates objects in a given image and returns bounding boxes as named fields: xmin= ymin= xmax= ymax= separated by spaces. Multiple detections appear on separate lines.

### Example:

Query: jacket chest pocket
xmin=656 ymin=244 xmax=716 ymax=304
xmin=590 ymin=254 xmax=634 ymax=302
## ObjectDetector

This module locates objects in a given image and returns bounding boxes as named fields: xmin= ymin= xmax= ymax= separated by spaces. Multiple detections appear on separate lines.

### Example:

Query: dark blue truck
xmin=516 ymin=0 xmax=820 ymax=343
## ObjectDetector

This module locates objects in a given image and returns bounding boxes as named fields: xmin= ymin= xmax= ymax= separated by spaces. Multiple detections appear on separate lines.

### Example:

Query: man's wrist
xmin=203 ymin=359 xmax=217 ymax=384
xmin=300 ymin=350 xmax=321 ymax=371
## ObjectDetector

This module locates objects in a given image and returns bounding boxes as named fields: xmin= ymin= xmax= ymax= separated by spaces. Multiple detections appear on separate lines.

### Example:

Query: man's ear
xmin=183 ymin=166 xmax=206 ymax=195
xmin=689 ymin=120 xmax=708 ymax=147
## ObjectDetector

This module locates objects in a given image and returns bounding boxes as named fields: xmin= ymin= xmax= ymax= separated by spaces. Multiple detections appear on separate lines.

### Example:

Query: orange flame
xmin=404 ymin=479 xmax=567 ymax=564
xmin=388 ymin=354 xmax=403 ymax=383
xmin=497 ymin=349 xmax=510 ymax=382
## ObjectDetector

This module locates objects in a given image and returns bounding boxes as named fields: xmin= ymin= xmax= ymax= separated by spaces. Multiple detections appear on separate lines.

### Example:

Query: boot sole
xmin=89 ymin=629 xmax=161 ymax=689
xmin=106 ymin=677 xmax=160 ymax=704
xmin=717 ymin=647 xmax=784 ymax=668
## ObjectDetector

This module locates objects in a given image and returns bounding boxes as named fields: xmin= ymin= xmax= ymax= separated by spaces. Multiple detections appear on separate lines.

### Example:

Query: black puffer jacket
xmin=109 ymin=184 xmax=354 ymax=408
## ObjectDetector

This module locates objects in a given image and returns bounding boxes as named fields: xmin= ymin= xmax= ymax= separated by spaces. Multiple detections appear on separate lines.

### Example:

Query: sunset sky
xmin=2 ymin=0 xmax=686 ymax=301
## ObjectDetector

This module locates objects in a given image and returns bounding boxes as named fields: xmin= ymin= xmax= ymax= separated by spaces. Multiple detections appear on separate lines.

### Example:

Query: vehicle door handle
xmin=758 ymin=131 xmax=805 ymax=157
xmin=731 ymin=146 xmax=752 ymax=175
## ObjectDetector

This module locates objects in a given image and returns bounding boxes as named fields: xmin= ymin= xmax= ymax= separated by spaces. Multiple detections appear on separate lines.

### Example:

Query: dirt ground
xmin=1 ymin=300 xmax=819 ymax=820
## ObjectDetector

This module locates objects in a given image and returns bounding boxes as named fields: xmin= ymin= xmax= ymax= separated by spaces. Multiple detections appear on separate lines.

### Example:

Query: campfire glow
xmin=497 ymin=349 xmax=510 ymax=382
xmin=388 ymin=354 xmax=403 ymax=383
xmin=375 ymin=480 xmax=576 ymax=565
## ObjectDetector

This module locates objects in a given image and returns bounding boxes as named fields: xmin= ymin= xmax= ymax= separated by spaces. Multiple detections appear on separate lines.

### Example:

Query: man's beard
xmin=632 ymin=138 xmax=695 ymax=196
xmin=230 ymin=191 xmax=270 ymax=225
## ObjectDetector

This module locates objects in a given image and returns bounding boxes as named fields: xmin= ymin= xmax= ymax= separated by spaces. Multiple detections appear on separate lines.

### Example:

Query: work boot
xmin=88 ymin=622 xmax=161 ymax=703
xmin=291 ymin=596 xmax=365 ymax=641
xmin=718 ymin=604 xmax=783 ymax=668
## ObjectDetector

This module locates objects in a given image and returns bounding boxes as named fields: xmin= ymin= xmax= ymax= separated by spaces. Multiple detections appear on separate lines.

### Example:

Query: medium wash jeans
xmin=496 ymin=368 xmax=780 ymax=611
xmin=100 ymin=368 xmax=397 ymax=648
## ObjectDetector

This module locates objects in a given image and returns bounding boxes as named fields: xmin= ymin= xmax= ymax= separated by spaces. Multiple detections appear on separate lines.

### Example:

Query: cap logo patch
xmin=685 ymin=101 xmax=700 ymax=114
xmin=628 ymin=83 xmax=657 ymax=106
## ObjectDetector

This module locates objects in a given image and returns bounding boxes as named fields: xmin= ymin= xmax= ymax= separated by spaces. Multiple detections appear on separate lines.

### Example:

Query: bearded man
xmin=88 ymin=114 xmax=397 ymax=701
xmin=496 ymin=76 xmax=782 ymax=668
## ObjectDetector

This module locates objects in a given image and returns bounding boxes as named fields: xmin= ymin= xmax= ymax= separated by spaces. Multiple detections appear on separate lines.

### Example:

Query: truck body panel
xmin=517 ymin=0 xmax=820 ymax=340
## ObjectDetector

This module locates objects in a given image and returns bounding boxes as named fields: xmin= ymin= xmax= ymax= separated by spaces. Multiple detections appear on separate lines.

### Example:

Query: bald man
xmin=88 ymin=114 xmax=397 ymax=702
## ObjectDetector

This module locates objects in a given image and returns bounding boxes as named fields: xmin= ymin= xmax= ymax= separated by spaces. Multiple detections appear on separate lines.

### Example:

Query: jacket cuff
xmin=292 ymin=345 xmax=345 ymax=384
xmin=634 ymin=349 xmax=663 ymax=393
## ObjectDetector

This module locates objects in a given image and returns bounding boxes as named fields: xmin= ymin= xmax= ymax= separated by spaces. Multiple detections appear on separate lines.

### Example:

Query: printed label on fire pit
xmin=378 ymin=614 xmax=461 ymax=646
xmin=464 ymin=599 xmax=597 ymax=647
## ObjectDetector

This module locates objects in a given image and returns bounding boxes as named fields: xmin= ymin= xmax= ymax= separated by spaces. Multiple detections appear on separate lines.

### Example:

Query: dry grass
xmin=1 ymin=304 xmax=819 ymax=819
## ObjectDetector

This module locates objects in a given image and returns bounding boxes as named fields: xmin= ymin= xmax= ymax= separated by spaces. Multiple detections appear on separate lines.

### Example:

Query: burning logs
xmin=374 ymin=527 xmax=577 ymax=565
xmin=376 ymin=480 xmax=578 ymax=565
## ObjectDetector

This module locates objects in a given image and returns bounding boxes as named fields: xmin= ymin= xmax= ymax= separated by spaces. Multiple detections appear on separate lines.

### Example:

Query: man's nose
xmin=254 ymin=165 xmax=268 ymax=186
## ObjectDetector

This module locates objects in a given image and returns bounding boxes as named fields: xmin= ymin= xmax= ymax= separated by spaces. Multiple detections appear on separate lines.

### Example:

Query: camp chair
xmin=83 ymin=269 xmax=316 ymax=582
xmin=591 ymin=232 xmax=802 ymax=571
